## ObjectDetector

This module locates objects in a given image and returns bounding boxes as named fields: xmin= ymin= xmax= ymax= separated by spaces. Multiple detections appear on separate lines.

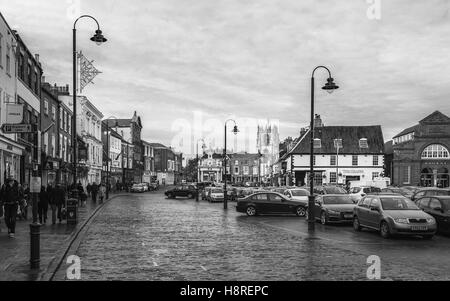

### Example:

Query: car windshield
xmin=380 ymin=197 xmax=420 ymax=210
xmin=211 ymin=189 xmax=222 ymax=193
xmin=291 ymin=190 xmax=309 ymax=196
xmin=324 ymin=187 xmax=347 ymax=194
xmin=440 ymin=199 xmax=450 ymax=211
xmin=323 ymin=196 xmax=354 ymax=205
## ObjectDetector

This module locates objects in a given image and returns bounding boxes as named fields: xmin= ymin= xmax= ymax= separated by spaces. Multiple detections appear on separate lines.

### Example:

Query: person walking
xmin=86 ymin=183 xmax=92 ymax=199
xmin=91 ymin=182 xmax=98 ymax=203
xmin=21 ymin=183 xmax=30 ymax=220
xmin=77 ymin=182 xmax=86 ymax=207
xmin=50 ymin=184 xmax=65 ymax=224
xmin=38 ymin=186 xmax=49 ymax=224
xmin=1 ymin=177 xmax=21 ymax=238
xmin=98 ymin=183 xmax=106 ymax=203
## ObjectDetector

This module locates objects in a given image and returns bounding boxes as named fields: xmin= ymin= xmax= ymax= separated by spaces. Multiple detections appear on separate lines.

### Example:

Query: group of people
xmin=0 ymin=178 xmax=110 ymax=239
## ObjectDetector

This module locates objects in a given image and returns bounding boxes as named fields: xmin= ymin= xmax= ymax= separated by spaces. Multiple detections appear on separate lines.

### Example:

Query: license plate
xmin=411 ymin=226 xmax=428 ymax=231
xmin=344 ymin=214 xmax=353 ymax=219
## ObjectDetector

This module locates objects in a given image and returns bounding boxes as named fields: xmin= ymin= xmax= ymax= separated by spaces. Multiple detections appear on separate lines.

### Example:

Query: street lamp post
xmin=103 ymin=117 xmax=118 ymax=200
xmin=258 ymin=150 xmax=262 ymax=187
xmin=223 ymin=119 xmax=239 ymax=210
xmin=72 ymin=15 xmax=107 ymax=186
xmin=308 ymin=66 xmax=339 ymax=231
xmin=196 ymin=138 xmax=206 ymax=202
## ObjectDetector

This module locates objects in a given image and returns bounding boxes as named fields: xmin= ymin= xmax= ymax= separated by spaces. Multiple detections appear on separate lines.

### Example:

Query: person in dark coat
xmin=86 ymin=183 xmax=92 ymax=198
xmin=50 ymin=184 xmax=66 ymax=224
xmin=91 ymin=182 xmax=98 ymax=203
xmin=1 ymin=177 xmax=21 ymax=238
xmin=77 ymin=182 xmax=86 ymax=206
xmin=38 ymin=186 xmax=49 ymax=224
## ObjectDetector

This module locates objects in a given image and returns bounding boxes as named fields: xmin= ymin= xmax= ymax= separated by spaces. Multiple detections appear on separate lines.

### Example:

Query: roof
xmin=288 ymin=126 xmax=385 ymax=155
xmin=105 ymin=119 xmax=131 ymax=128
xmin=149 ymin=143 xmax=168 ymax=149
xmin=393 ymin=124 xmax=419 ymax=139
xmin=393 ymin=111 xmax=450 ymax=138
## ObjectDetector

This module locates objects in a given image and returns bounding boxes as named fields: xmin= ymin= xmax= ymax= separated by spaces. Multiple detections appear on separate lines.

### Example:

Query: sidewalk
xmin=0 ymin=192 xmax=126 ymax=281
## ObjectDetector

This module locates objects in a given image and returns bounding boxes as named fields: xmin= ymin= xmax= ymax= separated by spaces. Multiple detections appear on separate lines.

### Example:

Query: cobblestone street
xmin=54 ymin=190 xmax=450 ymax=281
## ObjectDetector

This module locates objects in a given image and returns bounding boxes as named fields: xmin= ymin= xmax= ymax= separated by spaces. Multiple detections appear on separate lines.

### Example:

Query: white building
xmin=59 ymin=94 xmax=104 ymax=185
xmin=277 ymin=116 xmax=385 ymax=187
xmin=0 ymin=13 xmax=25 ymax=184
xmin=198 ymin=150 xmax=223 ymax=183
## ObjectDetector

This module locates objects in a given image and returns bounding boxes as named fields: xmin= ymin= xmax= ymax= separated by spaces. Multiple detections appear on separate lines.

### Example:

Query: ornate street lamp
xmin=224 ymin=120 xmax=239 ymax=210
xmin=308 ymin=66 xmax=339 ymax=231
xmin=196 ymin=138 xmax=206 ymax=202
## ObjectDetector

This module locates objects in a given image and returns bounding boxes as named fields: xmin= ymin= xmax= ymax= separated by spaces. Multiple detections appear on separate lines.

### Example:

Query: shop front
xmin=0 ymin=136 xmax=25 ymax=184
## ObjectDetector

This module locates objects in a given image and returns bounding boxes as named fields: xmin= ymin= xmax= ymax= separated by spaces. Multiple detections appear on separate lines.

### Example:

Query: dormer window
xmin=359 ymin=138 xmax=368 ymax=149
xmin=334 ymin=139 xmax=343 ymax=149
xmin=313 ymin=138 xmax=322 ymax=149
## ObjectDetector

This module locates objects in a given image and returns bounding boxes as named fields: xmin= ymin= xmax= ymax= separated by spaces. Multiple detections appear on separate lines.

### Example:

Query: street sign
xmin=1 ymin=123 xmax=33 ymax=134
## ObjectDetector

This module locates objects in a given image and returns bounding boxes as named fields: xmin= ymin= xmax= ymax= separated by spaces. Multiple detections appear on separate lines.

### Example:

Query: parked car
xmin=131 ymin=183 xmax=146 ymax=193
xmin=283 ymin=188 xmax=310 ymax=216
xmin=349 ymin=186 xmax=382 ymax=203
xmin=207 ymin=188 xmax=225 ymax=203
xmin=165 ymin=185 xmax=198 ymax=199
xmin=236 ymin=192 xmax=307 ymax=217
xmin=201 ymin=187 xmax=212 ymax=201
xmin=149 ymin=182 xmax=159 ymax=191
xmin=271 ymin=187 xmax=287 ymax=194
xmin=306 ymin=194 xmax=356 ymax=225
xmin=411 ymin=188 xmax=450 ymax=203
xmin=415 ymin=196 xmax=450 ymax=235
xmin=353 ymin=194 xmax=437 ymax=239
xmin=304 ymin=186 xmax=348 ymax=195
xmin=382 ymin=187 xmax=412 ymax=198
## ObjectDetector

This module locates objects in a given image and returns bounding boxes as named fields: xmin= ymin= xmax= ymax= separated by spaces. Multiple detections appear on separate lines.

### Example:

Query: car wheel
xmin=295 ymin=206 xmax=306 ymax=217
xmin=320 ymin=212 xmax=328 ymax=225
xmin=246 ymin=206 xmax=257 ymax=217
xmin=169 ymin=193 xmax=175 ymax=199
xmin=187 ymin=193 xmax=193 ymax=199
xmin=380 ymin=221 xmax=391 ymax=239
xmin=423 ymin=235 xmax=434 ymax=240
xmin=353 ymin=217 xmax=361 ymax=231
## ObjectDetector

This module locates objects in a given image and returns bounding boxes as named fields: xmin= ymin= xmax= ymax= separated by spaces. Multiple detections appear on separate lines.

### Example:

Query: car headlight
xmin=394 ymin=218 xmax=409 ymax=224
xmin=427 ymin=218 xmax=435 ymax=224
xmin=327 ymin=209 xmax=340 ymax=215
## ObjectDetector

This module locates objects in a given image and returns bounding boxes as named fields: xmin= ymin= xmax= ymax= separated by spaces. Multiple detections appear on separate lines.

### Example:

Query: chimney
xmin=314 ymin=114 xmax=323 ymax=128
xmin=300 ymin=128 xmax=307 ymax=137
xmin=35 ymin=54 xmax=39 ymax=62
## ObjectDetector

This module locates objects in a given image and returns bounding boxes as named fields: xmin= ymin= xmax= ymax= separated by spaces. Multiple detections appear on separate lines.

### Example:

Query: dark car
xmin=305 ymin=186 xmax=348 ymax=195
xmin=236 ymin=192 xmax=306 ymax=217
xmin=306 ymin=194 xmax=356 ymax=225
xmin=353 ymin=194 xmax=437 ymax=239
xmin=416 ymin=196 xmax=450 ymax=235
xmin=165 ymin=185 xmax=198 ymax=199
xmin=411 ymin=188 xmax=450 ymax=202
xmin=382 ymin=187 xmax=412 ymax=198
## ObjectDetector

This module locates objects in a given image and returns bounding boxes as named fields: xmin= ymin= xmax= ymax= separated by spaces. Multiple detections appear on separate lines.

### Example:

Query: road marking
xmin=200 ymin=265 xmax=207 ymax=271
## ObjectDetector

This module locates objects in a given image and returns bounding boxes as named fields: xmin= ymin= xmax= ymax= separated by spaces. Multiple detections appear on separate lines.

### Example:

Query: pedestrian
xmin=38 ymin=186 xmax=49 ymax=224
xmin=50 ymin=184 xmax=65 ymax=224
xmin=77 ymin=182 xmax=87 ymax=207
xmin=86 ymin=183 xmax=92 ymax=199
xmin=91 ymin=182 xmax=98 ymax=203
xmin=99 ymin=183 xmax=106 ymax=203
xmin=1 ymin=177 xmax=21 ymax=238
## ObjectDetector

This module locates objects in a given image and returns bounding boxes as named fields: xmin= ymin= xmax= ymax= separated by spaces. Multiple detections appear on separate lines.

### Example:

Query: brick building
xmin=392 ymin=111 xmax=450 ymax=188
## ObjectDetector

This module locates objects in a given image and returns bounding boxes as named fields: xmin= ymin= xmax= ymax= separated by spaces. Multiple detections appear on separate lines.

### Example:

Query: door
xmin=251 ymin=193 xmax=270 ymax=213
xmin=428 ymin=198 xmax=446 ymax=231
xmin=268 ymin=193 xmax=290 ymax=213
xmin=357 ymin=197 xmax=372 ymax=226
xmin=367 ymin=198 xmax=382 ymax=229
xmin=314 ymin=197 xmax=324 ymax=220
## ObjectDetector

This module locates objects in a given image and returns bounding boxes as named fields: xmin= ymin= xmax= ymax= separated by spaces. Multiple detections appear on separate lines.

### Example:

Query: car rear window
xmin=291 ymin=190 xmax=309 ymax=196
xmin=323 ymin=195 xmax=354 ymax=205
xmin=324 ymin=187 xmax=346 ymax=194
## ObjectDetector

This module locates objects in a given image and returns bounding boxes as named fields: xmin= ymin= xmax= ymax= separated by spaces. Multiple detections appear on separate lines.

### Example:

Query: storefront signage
xmin=6 ymin=104 xmax=24 ymax=124
xmin=1 ymin=123 xmax=33 ymax=134
xmin=341 ymin=169 xmax=365 ymax=175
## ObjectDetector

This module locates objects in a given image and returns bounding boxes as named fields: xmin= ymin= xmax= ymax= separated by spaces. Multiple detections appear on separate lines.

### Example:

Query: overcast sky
xmin=1 ymin=0 xmax=450 ymax=155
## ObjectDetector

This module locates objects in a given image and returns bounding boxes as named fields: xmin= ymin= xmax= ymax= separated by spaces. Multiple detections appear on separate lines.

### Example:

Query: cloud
xmin=1 ymin=0 xmax=450 ymax=154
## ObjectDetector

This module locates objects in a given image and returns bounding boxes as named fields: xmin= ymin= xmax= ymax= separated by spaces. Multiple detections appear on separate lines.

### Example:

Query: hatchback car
xmin=411 ymin=188 xmax=450 ymax=202
xmin=131 ymin=183 xmax=145 ymax=193
xmin=165 ymin=185 xmax=198 ymax=199
xmin=307 ymin=194 xmax=356 ymax=225
xmin=207 ymin=188 xmax=225 ymax=203
xmin=415 ymin=196 xmax=450 ymax=235
xmin=349 ymin=186 xmax=381 ymax=203
xmin=236 ymin=192 xmax=306 ymax=217
xmin=353 ymin=194 xmax=437 ymax=239
xmin=283 ymin=188 xmax=310 ymax=216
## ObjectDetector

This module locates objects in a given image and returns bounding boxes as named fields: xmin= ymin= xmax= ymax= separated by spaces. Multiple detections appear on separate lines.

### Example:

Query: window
xmin=34 ymin=71 xmax=39 ymax=94
xmin=0 ymin=33 xmax=3 ymax=67
xmin=372 ymin=172 xmax=379 ymax=180
xmin=314 ymin=172 xmax=323 ymax=186
xmin=252 ymin=194 xmax=267 ymax=201
xmin=352 ymin=155 xmax=358 ymax=166
xmin=59 ymin=134 xmax=63 ymax=158
xmin=52 ymin=105 xmax=56 ymax=121
xmin=268 ymin=194 xmax=283 ymax=202
xmin=51 ymin=134 xmax=56 ymax=157
xmin=27 ymin=62 xmax=32 ymax=85
xmin=234 ymin=167 xmax=239 ymax=174
xmin=417 ymin=198 xmax=430 ymax=208
xmin=44 ymin=100 xmax=49 ymax=115
xmin=6 ymin=45 xmax=11 ymax=74
xmin=334 ymin=139 xmax=343 ymax=149
xmin=359 ymin=138 xmax=368 ymax=149
xmin=313 ymin=155 xmax=316 ymax=166
xmin=44 ymin=132 xmax=48 ymax=154
xmin=373 ymin=155 xmax=379 ymax=166
xmin=330 ymin=172 xmax=337 ymax=184
xmin=63 ymin=110 xmax=67 ymax=131
xmin=403 ymin=166 xmax=411 ymax=184
xmin=313 ymin=138 xmax=322 ymax=149
xmin=243 ymin=166 xmax=249 ymax=175
xmin=421 ymin=144 xmax=449 ymax=159
xmin=330 ymin=155 xmax=336 ymax=166
xmin=361 ymin=197 xmax=372 ymax=208
xmin=18 ymin=53 xmax=24 ymax=80
xmin=253 ymin=166 xmax=258 ymax=176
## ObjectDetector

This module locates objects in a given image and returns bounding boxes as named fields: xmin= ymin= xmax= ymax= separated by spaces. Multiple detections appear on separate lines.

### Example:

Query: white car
xmin=349 ymin=186 xmax=382 ymax=203
xmin=207 ymin=188 xmax=225 ymax=203
xmin=283 ymin=188 xmax=310 ymax=216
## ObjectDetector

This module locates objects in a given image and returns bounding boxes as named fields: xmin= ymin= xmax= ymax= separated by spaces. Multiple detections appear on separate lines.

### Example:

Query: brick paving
xmin=0 ymin=193 xmax=126 ymax=281
xmin=53 ymin=191 xmax=450 ymax=281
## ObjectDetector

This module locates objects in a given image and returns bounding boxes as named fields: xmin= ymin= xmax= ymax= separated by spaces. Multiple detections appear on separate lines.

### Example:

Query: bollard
xmin=30 ymin=223 xmax=40 ymax=269
xmin=66 ymin=198 xmax=79 ymax=225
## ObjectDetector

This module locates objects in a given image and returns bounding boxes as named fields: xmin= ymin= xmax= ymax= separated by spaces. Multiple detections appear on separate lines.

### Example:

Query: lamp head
xmin=91 ymin=29 xmax=107 ymax=45
xmin=232 ymin=125 xmax=239 ymax=135
xmin=322 ymin=77 xmax=339 ymax=94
